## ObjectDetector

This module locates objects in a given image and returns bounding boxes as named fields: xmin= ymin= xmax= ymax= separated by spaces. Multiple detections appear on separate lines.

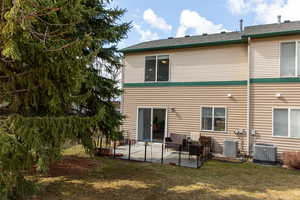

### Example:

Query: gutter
xmin=247 ymin=37 xmax=251 ymax=156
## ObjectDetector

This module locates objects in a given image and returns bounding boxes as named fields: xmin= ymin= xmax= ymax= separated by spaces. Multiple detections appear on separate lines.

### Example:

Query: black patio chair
xmin=188 ymin=143 xmax=204 ymax=167
xmin=199 ymin=136 xmax=212 ymax=160
xmin=165 ymin=133 xmax=187 ymax=151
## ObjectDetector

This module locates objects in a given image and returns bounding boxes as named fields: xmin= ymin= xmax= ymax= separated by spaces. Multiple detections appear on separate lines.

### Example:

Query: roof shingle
xmin=243 ymin=20 xmax=300 ymax=36
xmin=121 ymin=20 xmax=300 ymax=53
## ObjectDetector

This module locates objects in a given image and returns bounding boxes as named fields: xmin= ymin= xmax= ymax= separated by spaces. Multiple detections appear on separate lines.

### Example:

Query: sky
xmin=112 ymin=0 xmax=300 ymax=49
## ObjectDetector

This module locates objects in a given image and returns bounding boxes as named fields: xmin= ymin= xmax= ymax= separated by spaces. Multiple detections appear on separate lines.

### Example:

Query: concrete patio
xmin=115 ymin=142 xmax=201 ymax=168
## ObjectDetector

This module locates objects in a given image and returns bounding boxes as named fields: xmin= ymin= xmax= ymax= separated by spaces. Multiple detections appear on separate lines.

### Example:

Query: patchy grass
xmin=35 ymin=145 xmax=300 ymax=200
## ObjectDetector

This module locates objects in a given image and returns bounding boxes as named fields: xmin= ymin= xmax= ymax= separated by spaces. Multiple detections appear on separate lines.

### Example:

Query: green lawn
xmin=35 ymin=145 xmax=300 ymax=200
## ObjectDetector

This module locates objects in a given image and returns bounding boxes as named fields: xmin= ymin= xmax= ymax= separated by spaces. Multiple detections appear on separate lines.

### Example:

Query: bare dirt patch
xmin=47 ymin=156 xmax=99 ymax=177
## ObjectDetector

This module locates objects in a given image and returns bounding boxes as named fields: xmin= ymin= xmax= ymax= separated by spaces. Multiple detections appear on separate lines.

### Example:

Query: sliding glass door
xmin=137 ymin=108 xmax=167 ymax=143
xmin=152 ymin=109 xmax=166 ymax=142
xmin=137 ymin=108 xmax=151 ymax=141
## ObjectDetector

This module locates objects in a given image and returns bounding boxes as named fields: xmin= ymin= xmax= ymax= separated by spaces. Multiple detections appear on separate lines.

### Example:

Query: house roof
xmin=243 ymin=20 xmax=300 ymax=38
xmin=121 ymin=20 xmax=300 ymax=53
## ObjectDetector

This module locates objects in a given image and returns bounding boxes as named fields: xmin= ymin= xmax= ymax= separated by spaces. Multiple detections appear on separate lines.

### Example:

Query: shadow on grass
xmin=36 ymin=157 xmax=300 ymax=200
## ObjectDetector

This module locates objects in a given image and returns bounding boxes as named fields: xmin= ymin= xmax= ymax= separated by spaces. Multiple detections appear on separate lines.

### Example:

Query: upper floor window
xmin=145 ymin=55 xmax=169 ymax=82
xmin=280 ymin=41 xmax=300 ymax=77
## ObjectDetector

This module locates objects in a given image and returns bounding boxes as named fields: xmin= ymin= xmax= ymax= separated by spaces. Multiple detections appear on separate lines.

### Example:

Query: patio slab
xmin=115 ymin=142 xmax=201 ymax=168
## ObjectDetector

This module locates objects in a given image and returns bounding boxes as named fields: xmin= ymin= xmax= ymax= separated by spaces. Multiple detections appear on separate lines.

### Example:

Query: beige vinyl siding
xmin=124 ymin=44 xmax=248 ymax=83
xmin=122 ymin=85 xmax=247 ymax=153
xmin=251 ymin=83 xmax=300 ymax=154
xmin=251 ymin=35 xmax=300 ymax=78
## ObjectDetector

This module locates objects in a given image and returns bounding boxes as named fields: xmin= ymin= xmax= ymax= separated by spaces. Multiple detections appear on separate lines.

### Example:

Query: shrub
xmin=282 ymin=151 xmax=300 ymax=169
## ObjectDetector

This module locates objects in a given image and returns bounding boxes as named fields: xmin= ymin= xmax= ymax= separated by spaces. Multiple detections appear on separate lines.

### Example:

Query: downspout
xmin=120 ymin=56 xmax=125 ymax=132
xmin=247 ymin=37 xmax=251 ymax=156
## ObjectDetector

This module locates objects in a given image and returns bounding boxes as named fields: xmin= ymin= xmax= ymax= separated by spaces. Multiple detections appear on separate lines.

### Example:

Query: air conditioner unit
xmin=253 ymin=144 xmax=277 ymax=163
xmin=224 ymin=140 xmax=238 ymax=157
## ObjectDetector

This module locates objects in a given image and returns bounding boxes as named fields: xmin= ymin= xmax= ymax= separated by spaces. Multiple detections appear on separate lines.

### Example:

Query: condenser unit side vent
xmin=224 ymin=140 xmax=238 ymax=158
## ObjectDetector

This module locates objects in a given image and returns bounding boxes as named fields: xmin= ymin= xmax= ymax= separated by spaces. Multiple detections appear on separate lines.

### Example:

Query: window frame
xmin=144 ymin=55 xmax=170 ymax=82
xmin=280 ymin=41 xmax=300 ymax=77
xmin=272 ymin=107 xmax=300 ymax=138
xmin=200 ymin=106 xmax=227 ymax=133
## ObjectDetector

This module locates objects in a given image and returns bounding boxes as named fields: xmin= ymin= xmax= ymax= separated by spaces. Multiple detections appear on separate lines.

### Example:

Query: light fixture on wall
xmin=227 ymin=93 xmax=232 ymax=98
xmin=276 ymin=93 xmax=282 ymax=98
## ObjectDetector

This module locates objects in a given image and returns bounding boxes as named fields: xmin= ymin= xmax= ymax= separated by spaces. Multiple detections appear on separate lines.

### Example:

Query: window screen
xmin=202 ymin=107 xmax=213 ymax=130
xmin=157 ymin=55 xmax=169 ymax=81
xmin=145 ymin=56 xmax=156 ymax=81
xmin=280 ymin=42 xmax=296 ymax=77
xmin=290 ymin=109 xmax=300 ymax=138
xmin=273 ymin=109 xmax=289 ymax=137
xmin=214 ymin=108 xmax=226 ymax=131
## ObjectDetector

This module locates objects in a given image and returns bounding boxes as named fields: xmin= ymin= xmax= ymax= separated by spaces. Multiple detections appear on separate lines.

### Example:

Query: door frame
xmin=136 ymin=106 xmax=168 ymax=143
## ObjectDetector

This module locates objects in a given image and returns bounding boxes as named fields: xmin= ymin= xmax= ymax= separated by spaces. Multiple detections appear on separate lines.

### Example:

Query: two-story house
xmin=120 ymin=20 xmax=300 ymax=158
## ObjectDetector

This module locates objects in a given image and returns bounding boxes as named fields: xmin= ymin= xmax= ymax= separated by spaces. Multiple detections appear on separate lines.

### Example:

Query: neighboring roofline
xmin=242 ymin=30 xmax=300 ymax=39
xmin=120 ymin=39 xmax=244 ymax=53
xmin=120 ymin=29 xmax=300 ymax=54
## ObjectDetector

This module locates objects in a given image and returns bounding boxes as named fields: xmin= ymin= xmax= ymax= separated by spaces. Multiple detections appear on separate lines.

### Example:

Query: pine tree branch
xmin=45 ymin=41 xmax=78 ymax=52
xmin=0 ymin=71 xmax=33 ymax=79
xmin=44 ymin=26 xmax=48 ymax=47
xmin=9 ymin=89 xmax=29 ymax=94
xmin=36 ymin=16 xmax=78 ymax=26
xmin=0 ymin=57 xmax=15 ymax=63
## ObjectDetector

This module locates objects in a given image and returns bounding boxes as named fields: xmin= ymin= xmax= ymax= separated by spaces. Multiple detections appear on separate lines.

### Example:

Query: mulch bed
xmin=47 ymin=156 xmax=99 ymax=177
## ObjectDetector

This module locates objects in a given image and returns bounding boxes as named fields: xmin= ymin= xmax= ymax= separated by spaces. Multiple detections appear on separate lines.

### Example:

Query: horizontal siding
xmin=124 ymin=44 xmax=248 ymax=83
xmin=251 ymin=35 xmax=300 ymax=79
xmin=250 ymin=83 xmax=300 ymax=154
xmin=122 ymin=85 xmax=247 ymax=153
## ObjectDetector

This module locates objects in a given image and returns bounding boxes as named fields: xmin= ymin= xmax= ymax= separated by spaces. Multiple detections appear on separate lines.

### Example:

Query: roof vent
xmin=221 ymin=31 xmax=226 ymax=34
xmin=278 ymin=15 xmax=281 ymax=23
xmin=184 ymin=35 xmax=190 ymax=37
xmin=168 ymin=37 xmax=174 ymax=39
xmin=240 ymin=19 xmax=243 ymax=32
xmin=284 ymin=20 xmax=291 ymax=23
xmin=202 ymin=33 xmax=208 ymax=36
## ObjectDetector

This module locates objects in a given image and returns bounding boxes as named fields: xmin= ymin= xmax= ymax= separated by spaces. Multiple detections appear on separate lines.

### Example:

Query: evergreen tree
xmin=0 ymin=0 xmax=130 ymax=199
xmin=78 ymin=64 xmax=123 ymax=140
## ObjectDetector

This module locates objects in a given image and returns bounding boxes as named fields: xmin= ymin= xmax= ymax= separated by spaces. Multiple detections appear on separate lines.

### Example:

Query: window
xmin=145 ymin=55 xmax=169 ymax=82
xmin=273 ymin=109 xmax=289 ymax=137
xmin=145 ymin=56 xmax=156 ymax=81
xmin=280 ymin=41 xmax=300 ymax=77
xmin=201 ymin=107 xmax=226 ymax=132
xmin=273 ymin=108 xmax=300 ymax=138
xmin=202 ymin=107 xmax=213 ymax=130
xmin=157 ymin=55 xmax=169 ymax=81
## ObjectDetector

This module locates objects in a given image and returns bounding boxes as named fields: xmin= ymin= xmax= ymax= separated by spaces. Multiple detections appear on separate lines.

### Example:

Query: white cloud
xmin=133 ymin=24 xmax=159 ymax=42
xmin=227 ymin=0 xmax=300 ymax=23
xmin=143 ymin=9 xmax=172 ymax=31
xmin=228 ymin=0 xmax=250 ymax=15
xmin=253 ymin=0 xmax=300 ymax=23
xmin=176 ymin=10 xmax=228 ymax=37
